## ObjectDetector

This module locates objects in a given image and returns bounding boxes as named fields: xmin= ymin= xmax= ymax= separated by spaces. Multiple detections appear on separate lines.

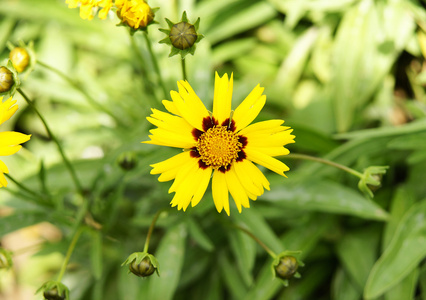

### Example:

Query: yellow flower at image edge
xmin=0 ymin=97 xmax=31 ymax=188
xmin=65 ymin=0 xmax=113 ymax=20
xmin=143 ymin=73 xmax=295 ymax=215
xmin=116 ymin=0 xmax=154 ymax=29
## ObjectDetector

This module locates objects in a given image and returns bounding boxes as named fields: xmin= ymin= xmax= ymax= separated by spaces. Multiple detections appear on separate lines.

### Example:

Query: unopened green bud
xmin=37 ymin=281 xmax=69 ymax=300
xmin=0 ymin=248 xmax=13 ymax=269
xmin=358 ymin=166 xmax=388 ymax=198
xmin=43 ymin=287 xmax=65 ymax=300
xmin=117 ymin=152 xmax=137 ymax=171
xmin=274 ymin=256 xmax=298 ymax=279
xmin=9 ymin=47 xmax=30 ymax=73
xmin=159 ymin=11 xmax=204 ymax=58
xmin=271 ymin=250 xmax=304 ymax=286
xmin=0 ymin=67 xmax=14 ymax=93
xmin=122 ymin=252 xmax=159 ymax=278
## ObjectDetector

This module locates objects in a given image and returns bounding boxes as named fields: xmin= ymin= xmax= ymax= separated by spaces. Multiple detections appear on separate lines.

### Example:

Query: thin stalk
xmin=285 ymin=153 xmax=363 ymax=178
xmin=4 ymin=173 xmax=45 ymax=199
xmin=56 ymin=227 xmax=84 ymax=282
xmin=143 ymin=32 xmax=168 ymax=99
xmin=18 ymin=89 xmax=83 ymax=194
xmin=36 ymin=61 xmax=124 ymax=126
xmin=181 ymin=58 xmax=187 ymax=81
xmin=234 ymin=225 xmax=276 ymax=258
xmin=143 ymin=210 xmax=163 ymax=253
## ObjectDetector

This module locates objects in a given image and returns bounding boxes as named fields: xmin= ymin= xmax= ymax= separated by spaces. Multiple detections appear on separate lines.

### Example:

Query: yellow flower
xmin=116 ymin=0 xmax=154 ymax=30
xmin=144 ymin=73 xmax=295 ymax=215
xmin=65 ymin=0 xmax=113 ymax=20
xmin=0 ymin=97 xmax=31 ymax=188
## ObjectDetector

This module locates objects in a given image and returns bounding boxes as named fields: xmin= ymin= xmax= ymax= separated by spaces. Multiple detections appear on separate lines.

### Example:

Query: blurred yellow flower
xmin=116 ymin=0 xmax=154 ymax=29
xmin=144 ymin=73 xmax=295 ymax=215
xmin=65 ymin=0 xmax=113 ymax=20
xmin=0 ymin=97 xmax=31 ymax=188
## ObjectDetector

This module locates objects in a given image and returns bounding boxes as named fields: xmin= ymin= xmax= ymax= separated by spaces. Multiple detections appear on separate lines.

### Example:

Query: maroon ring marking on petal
xmin=190 ymin=147 xmax=201 ymax=158
xmin=192 ymin=128 xmax=204 ymax=141
xmin=202 ymin=116 xmax=217 ymax=132
xmin=218 ymin=164 xmax=232 ymax=173
xmin=198 ymin=160 xmax=209 ymax=169
xmin=221 ymin=118 xmax=236 ymax=132
xmin=236 ymin=150 xmax=246 ymax=162
xmin=238 ymin=135 xmax=248 ymax=148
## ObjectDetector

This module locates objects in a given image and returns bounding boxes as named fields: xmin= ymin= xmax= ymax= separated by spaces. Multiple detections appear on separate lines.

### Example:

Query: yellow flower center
xmin=197 ymin=126 xmax=242 ymax=169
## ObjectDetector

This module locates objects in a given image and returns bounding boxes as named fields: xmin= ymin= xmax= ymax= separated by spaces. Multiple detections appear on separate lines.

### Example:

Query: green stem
xmin=143 ymin=32 xmax=168 ymax=99
xmin=36 ymin=61 xmax=124 ymax=126
xmin=143 ymin=210 xmax=163 ymax=253
xmin=4 ymin=173 xmax=46 ymax=200
xmin=286 ymin=153 xmax=363 ymax=178
xmin=17 ymin=89 xmax=83 ymax=194
xmin=181 ymin=58 xmax=187 ymax=81
xmin=234 ymin=225 xmax=276 ymax=258
xmin=57 ymin=227 xmax=84 ymax=282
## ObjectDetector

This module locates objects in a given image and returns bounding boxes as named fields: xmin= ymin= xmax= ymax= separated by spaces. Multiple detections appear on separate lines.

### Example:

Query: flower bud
xmin=122 ymin=252 xmax=159 ymax=278
xmin=0 ymin=248 xmax=13 ymax=269
xmin=271 ymin=250 xmax=304 ymax=286
xmin=37 ymin=281 xmax=69 ymax=300
xmin=159 ymin=11 xmax=204 ymax=58
xmin=274 ymin=256 xmax=298 ymax=280
xmin=117 ymin=152 xmax=137 ymax=171
xmin=0 ymin=66 xmax=14 ymax=93
xmin=43 ymin=287 xmax=65 ymax=300
xmin=115 ymin=0 xmax=156 ymax=31
xmin=9 ymin=47 xmax=30 ymax=73
xmin=358 ymin=166 xmax=388 ymax=198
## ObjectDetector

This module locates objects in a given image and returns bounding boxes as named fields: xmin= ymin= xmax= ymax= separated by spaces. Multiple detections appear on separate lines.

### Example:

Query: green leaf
xmin=263 ymin=179 xmax=389 ymax=220
xmin=90 ymin=230 xmax=103 ymax=280
xmin=219 ymin=251 xmax=248 ymax=298
xmin=336 ymin=227 xmax=381 ymax=290
xmin=244 ymin=259 xmax=281 ymax=300
xmin=186 ymin=217 xmax=214 ymax=252
xmin=147 ymin=223 xmax=187 ymax=300
xmin=332 ymin=268 xmax=362 ymax=300
xmin=227 ymin=228 xmax=256 ymax=287
xmin=384 ymin=268 xmax=419 ymax=300
xmin=232 ymin=208 xmax=283 ymax=254
xmin=0 ymin=210 xmax=47 ymax=236
xmin=364 ymin=199 xmax=426 ymax=299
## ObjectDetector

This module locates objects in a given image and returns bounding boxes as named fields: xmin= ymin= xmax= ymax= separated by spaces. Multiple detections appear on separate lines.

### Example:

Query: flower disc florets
xmin=197 ymin=125 xmax=242 ymax=169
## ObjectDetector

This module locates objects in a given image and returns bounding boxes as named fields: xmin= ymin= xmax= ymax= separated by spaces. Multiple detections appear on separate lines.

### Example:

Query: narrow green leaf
xmin=186 ymin=217 xmax=214 ymax=252
xmin=364 ymin=199 xmax=426 ymax=299
xmin=244 ymin=259 xmax=281 ymax=300
xmin=147 ymin=223 xmax=187 ymax=300
xmin=263 ymin=180 xmax=389 ymax=220
xmin=90 ymin=230 xmax=103 ymax=280
xmin=332 ymin=268 xmax=362 ymax=300
xmin=384 ymin=268 xmax=419 ymax=300
xmin=0 ymin=210 xmax=47 ymax=236
xmin=232 ymin=208 xmax=283 ymax=254
xmin=219 ymin=252 xmax=248 ymax=299
xmin=227 ymin=229 xmax=256 ymax=287
xmin=336 ymin=227 xmax=381 ymax=290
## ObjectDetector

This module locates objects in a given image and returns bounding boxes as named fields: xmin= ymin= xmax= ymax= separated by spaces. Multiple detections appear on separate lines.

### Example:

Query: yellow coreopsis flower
xmin=115 ymin=0 xmax=154 ymax=30
xmin=65 ymin=0 xmax=113 ymax=20
xmin=144 ymin=73 xmax=295 ymax=215
xmin=0 ymin=97 xmax=31 ymax=188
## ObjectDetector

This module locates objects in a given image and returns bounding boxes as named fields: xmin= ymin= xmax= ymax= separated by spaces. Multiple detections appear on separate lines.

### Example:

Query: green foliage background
xmin=1 ymin=0 xmax=426 ymax=299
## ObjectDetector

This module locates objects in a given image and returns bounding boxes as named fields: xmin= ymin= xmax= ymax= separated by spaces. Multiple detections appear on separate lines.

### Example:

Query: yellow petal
xmin=168 ymin=156 xmax=200 ymax=193
xmin=171 ymin=80 xmax=210 ymax=131
xmin=0 ymin=160 xmax=9 ymax=173
xmin=162 ymin=100 xmax=181 ymax=116
xmin=150 ymin=151 xmax=192 ymax=176
xmin=233 ymin=160 xmax=263 ymax=197
xmin=191 ymin=167 xmax=212 ymax=207
xmin=144 ymin=128 xmax=196 ymax=149
xmin=225 ymin=166 xmax=250 ymax=213
xmin=233 ymin=84 xmax=266 ymax=132
xmin=213 ymin=72 xmax=233 ymax=124
xmin=239 ymin=120 xmax=287 ymax=136
xmin=0 ymin=145 xmax=22 ymax=156
xmin=245 ymin=147 xmax=290 ymax=177
xmin=243 ymin=159 xmax=270 ymax=191
xmin=0 ymin=97 xmax=18 ymax=126
xmin=0 ymin=160 xmax=8 ymax=188
xmin=0 ymin=173 xmax=7 ymax=187
xmin=212 ymin=171 xmax=229 ymax=215
xmin=0 ymin=131 xmax=31 ymax=146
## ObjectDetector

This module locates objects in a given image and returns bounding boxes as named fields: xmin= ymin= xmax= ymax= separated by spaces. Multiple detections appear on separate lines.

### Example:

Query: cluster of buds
xmin=122 ymin=251 xmax=159 ymax=278
xmin=0 ymin=61 xmax=20 ymax=96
